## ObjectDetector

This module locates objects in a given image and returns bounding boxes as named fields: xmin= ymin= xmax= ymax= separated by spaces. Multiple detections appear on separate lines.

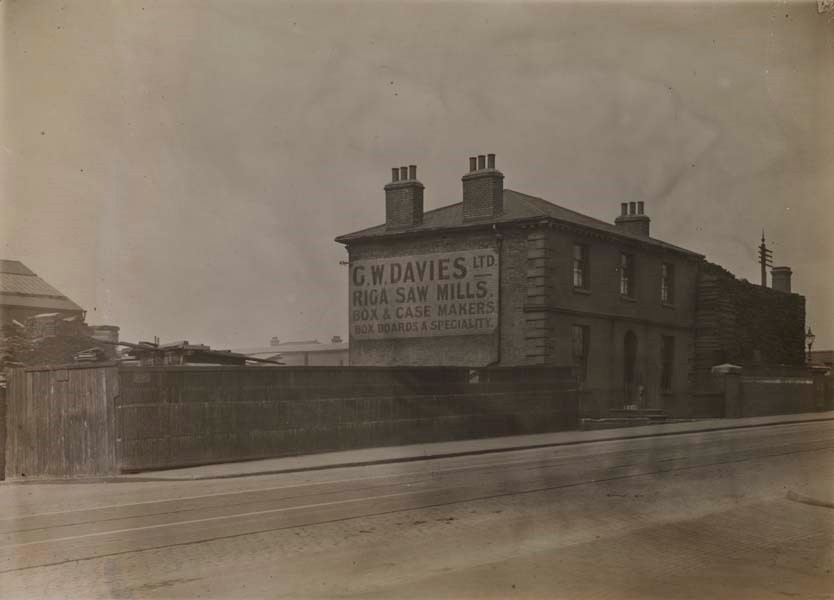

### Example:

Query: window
xmin=572 ymin=244 xmax=589 ymax=290
xmin=661 ymin=262 xmax=675 ymax=304
xmin=660 ymin=335 xmax=675 ymax=391
xmin=572 ymin=325 xmax=590 ymax=383
xmin=620 ymin=253 xmax=634 ymax=297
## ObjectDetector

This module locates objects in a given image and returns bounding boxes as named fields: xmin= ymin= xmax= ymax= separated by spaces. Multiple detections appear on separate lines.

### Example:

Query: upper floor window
xmin=572 ymin=324 xmax=590 ymax=383
xmin=620 ymin=253 xmax=635 ymax=297
xmin=661 ymin=262 xmax=675 ymax=304
xmin=572 ymin=244 xmax=589 ymax=290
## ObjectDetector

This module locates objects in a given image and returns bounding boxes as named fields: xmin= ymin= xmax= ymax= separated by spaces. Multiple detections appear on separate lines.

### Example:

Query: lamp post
xmin=805 ymin=326 xmax=816 ymax=363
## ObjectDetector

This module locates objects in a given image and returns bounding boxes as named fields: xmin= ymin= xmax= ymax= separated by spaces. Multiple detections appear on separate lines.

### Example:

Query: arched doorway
xmin=623 ymin=330 xmax=637 ymax=406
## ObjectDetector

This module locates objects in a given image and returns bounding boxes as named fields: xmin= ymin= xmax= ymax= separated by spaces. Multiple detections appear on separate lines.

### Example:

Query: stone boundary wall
xmin=711 ymin=364 xmax=831 ymax=418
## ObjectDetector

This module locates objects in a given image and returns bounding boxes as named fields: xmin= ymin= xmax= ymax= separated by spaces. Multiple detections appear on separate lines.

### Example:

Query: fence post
xmin=811 ymin=366 xmax=831 ymax=411
xmin=711 ymin=364 xmax=743 ymax=418
xmin=0 ymin=384 xmax=5 ymax=481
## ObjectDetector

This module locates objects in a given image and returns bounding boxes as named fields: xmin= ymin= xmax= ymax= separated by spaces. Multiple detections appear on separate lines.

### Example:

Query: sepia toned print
xmin=1 ymin=1 xmax=832 ymax=598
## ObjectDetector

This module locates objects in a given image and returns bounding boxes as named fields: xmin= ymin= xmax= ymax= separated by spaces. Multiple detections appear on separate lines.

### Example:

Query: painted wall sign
xmin=349 ymin=249 xmax=499 ymax=339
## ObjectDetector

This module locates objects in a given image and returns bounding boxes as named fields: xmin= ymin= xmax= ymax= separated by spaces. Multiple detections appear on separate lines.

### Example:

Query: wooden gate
xmin=4 ymin=364 xmax=119 ymax=479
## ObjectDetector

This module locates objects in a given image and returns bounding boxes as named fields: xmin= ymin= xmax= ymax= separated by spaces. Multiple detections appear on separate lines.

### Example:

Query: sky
xmin=2 ymin=0 xmax=833 ymax=350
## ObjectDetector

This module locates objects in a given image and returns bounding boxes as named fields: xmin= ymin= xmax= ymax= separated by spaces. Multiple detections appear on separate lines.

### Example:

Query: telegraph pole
xmin=758 ymin=230 xmax=772 ymax=287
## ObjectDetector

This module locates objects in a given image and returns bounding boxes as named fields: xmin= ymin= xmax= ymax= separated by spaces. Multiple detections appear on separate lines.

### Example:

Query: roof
xmin=0 ymin=260 xmax=84 ymax=313
xmin=124 ymin=341 xmax=284 ymax=365
xmin=234 ymin=342 xmax=348 ymax=357
xmin=0 ymin=260 xmax=35 ymax=276
xmin=335 ymin=189 xmax=703 ymax=257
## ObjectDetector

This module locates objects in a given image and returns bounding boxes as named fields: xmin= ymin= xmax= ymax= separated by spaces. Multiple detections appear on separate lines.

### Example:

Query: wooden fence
xmin=3 ymin=361 xmax=830 ymax=479
xmin=3 ymin=364 xmax=578 ymax=478
xmin=4 ymin=364 xmax=119 ymax=479
xmin=116 ymin=365 xmax=579 ymax=472
xmin=0 ymin=386 xmax=6 ymax=480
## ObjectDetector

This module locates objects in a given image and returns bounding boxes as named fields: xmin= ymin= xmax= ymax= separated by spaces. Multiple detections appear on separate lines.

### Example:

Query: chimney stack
xmin=462 ymin=153 xmax=504 ymax=221
xmin=771 ymin=266 xmax=793 ymax=293
xmin=614 ymin=201 xmax=651 ymax=236
xmin=385 ymin=164 xmax=424 ymax=229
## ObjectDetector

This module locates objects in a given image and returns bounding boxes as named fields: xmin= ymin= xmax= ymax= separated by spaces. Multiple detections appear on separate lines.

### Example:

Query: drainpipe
xmin=485 ymin=224 xmax=503 ymax=369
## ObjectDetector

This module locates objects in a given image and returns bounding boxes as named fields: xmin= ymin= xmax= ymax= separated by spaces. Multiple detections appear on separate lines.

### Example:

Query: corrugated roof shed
xmin=336 ymin=189 xmax=702 ymax=257
xmin=0 ymin=260 xmax=84 ymax=313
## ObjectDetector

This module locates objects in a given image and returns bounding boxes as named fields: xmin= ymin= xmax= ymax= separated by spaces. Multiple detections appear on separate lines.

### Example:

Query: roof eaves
xmin=0 ymin=294 xmax=85 ymax=312
xmin=334 ymin=202 xmax=463 ymax=243
xmin=508 ymin=190 xmax=703 ymax=258
xmin=335 ymin=214 xmax=549 ymax=244
xmin=336 ymin=215 xmax=702 ymax=257
xmin=554 ymin=220 xmax=704 ymax=258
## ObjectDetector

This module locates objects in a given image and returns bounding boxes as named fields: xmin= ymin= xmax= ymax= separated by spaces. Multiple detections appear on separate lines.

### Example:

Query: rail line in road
xmin=0 ymin=420 xmax=832 ymax=577
xmin=3 ymin=418 xmax=830 ymax=523
xmin=2 ymin=425 xmax=831 ymax=539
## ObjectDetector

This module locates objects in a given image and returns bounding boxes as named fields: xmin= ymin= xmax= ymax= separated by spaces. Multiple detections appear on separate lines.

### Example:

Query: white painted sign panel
xmin=349 ymin=249 xmax=499 ymax=339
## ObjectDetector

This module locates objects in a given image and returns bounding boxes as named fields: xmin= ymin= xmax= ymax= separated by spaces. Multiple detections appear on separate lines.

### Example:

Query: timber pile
xmin=693 ymin=261 xmax=805 ymax=388
xmin=0 ymin=314 xmax=115 ymax=369
xmin=692 ymin=264 xmax=737 ymax=386
xmin=0 ymin=323 xmax=31 ymax=368
xmin=119 ymin=340 xmax=283 ymax=366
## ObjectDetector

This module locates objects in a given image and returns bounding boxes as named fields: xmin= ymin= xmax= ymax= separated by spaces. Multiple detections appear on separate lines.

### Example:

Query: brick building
xmin=335 ymin=156 xmax=806 ymax=415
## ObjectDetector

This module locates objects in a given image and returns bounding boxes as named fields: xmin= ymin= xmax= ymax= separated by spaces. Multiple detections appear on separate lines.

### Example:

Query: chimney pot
xmin=462 ymin=153 xmax=504 ymax=220
xmin=386 ymin=162 xmax=424 ymax=229
xmin=615 ymin=202 xmax=650 ymax=236
xmin=487 ymin=153 xmax=495 ymax=169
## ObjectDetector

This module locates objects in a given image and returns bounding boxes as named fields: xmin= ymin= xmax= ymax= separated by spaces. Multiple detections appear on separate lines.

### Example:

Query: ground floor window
xmin=661 ymin=335 xmax=675 ymax=391
xmin=572 ymin=325 xmax=590 ymax=383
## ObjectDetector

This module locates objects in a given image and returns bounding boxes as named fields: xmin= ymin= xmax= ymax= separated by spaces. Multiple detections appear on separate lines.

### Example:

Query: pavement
xmin=3 ymin=415 xmax=832 ymax=598
xmin=124 ymin=410 xmax=834 ymax=481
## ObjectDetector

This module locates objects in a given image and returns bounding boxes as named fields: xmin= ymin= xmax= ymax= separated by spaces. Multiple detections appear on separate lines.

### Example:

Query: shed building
xmin=0 ymin=260 xmax=84 ymax=326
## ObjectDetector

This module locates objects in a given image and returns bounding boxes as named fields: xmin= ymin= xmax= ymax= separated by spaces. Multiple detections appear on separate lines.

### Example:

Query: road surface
xmin=0 ymin=420 xmax=832 ymax=599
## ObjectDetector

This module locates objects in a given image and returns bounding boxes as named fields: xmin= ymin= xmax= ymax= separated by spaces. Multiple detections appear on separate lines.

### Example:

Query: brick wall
xmin=385 ymin=182 xmax=424 ymax=229
xmin=462 ymin=171 xmax=503 ymax=220
xmin=347 ymin=228 xmax=530 ymax=367
xmin=711 ymin=364 xmax=828 ymax=418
